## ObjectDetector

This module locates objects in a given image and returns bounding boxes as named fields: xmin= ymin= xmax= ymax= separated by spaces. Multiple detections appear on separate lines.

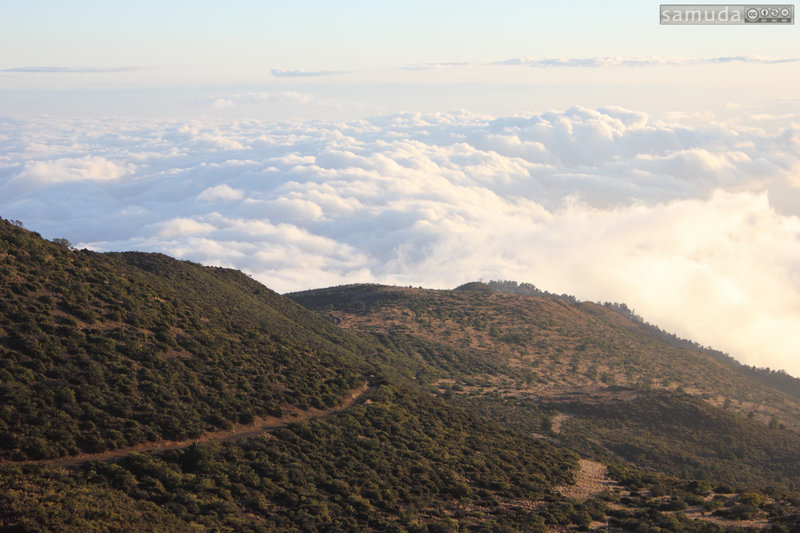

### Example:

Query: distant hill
xmin=289 ymin=282 xmax=800 ymax=488
xmin=484 ymin=279 xmax=800 ymax=399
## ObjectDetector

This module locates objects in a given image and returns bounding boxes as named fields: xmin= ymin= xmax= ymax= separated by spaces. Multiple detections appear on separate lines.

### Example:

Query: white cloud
xmin=18 ymin=156 xmax=132 ymax=184
xmin=153 ymin=217 xmax=217 ymax=238
xmin=197 ymin=184 xmax=245 ymax=202
xmin=493 ymin=55 xmax=800 ymax=68
xmin=266 ymin=196 xmax=325 ymax=221
xmin=199 ymin=91 xmax=340 ymax=109
xmin=395 ymin=55 xmax=800 ymax=71
xmin=2 ymin=108 xmax=800 ymax=376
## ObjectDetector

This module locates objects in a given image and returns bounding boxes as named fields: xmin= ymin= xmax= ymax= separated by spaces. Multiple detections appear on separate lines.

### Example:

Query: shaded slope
xmin=1 ymin=385 xmax=590 ymax=532
xmin=20 ymin=382 xmax=371 ymax=468
xmin=550 ymin=389 xmax=800 ymax=487
xmin=96 ymin=385 xmax=579 ymax=531
xmin=0 ymin=219 xmax=589 ymax=531
xmin=0 ymin=219 xmax=369 ymax=460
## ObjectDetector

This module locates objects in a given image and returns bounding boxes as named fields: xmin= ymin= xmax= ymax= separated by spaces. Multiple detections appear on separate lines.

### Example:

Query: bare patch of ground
xmin=557 ymin=459 xmax=618 ymax=501
xmin=550 ymin=412 xmax=570 ymax=434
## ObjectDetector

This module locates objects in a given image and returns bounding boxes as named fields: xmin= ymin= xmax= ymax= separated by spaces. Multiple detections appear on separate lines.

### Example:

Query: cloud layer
xmin=400 ymin=55 xmax=800 ymax=71
xmin=270 ymin=69 xmax=347 ymax=78
xmin=1 ymin=108 xmax=799 ymax=375
xmin=492 ymin=55 xmax=800 ymax=67
xmin=201 ymin=91 xmax=340 ymax=110
xmin=0 ymin=66 xmax=143 ymax=73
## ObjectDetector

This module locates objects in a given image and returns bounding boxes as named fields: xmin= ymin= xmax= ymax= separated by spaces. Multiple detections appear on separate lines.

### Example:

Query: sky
xmin=1 ymin=1 xmax=799 ymax=376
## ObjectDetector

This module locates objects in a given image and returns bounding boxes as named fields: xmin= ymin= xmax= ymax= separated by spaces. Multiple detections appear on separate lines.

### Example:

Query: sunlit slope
xmin=289 ymin=282 xmax=800 ymax=488
xmin=290 ymin=283 xmax=800 ymax=426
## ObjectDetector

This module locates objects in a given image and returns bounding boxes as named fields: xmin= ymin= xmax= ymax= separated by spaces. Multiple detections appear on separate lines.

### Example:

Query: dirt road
xmin=16 ymin=382 xmax=372 ymax=468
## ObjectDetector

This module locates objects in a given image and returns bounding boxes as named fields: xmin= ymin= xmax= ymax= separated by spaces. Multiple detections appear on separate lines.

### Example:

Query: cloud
xmin=153 ymin=217 xmax=217 ymax=238
xmin=2 ymin=108 xmax=800 ymax=376
xmin=197 ymin=184 xmax=245 ymax=202
xmin=9 ymin=156 xmax=132 ymax=190
xmin=493 ymin=55 xmax=800 ymax=67
xmin=200 ymin=91 xmax=340 ymax=109
xmin=398 ymin=56 xmax=799 ymax=71
xmin=271 ymin=68 xmax=346 ymax=78
xmin=0 ymin=66 xmax=144 ymax=73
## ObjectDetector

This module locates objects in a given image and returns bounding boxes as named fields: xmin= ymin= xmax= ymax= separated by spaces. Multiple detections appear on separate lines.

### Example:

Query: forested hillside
xmin=0 ymin=219 xmax=586 ymax=531
xmin=0 ymin=218 xmax=368 ymax=460
xmin=3 ymin=217 xmax=800 ymax=531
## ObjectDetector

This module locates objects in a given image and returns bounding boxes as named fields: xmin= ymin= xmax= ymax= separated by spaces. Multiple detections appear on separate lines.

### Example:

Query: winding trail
xmin=18 ymin=382 xmax=373 ymax=468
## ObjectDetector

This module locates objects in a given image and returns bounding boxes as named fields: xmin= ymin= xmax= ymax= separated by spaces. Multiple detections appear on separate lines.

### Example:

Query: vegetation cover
xmin=290 ymin=282 xmax=800 ymax=491
xmin=2 ymin=386 xmax=583 ymax=532
xmin=0 ymin=218 xmax=366 ymax=460
xmin=3 ymin=217 xmax=800 ymax=531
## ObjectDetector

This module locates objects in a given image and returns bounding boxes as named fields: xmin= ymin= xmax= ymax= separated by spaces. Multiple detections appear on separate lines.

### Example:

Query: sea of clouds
xmin=1 ymin=106 xmax=799 ymax=374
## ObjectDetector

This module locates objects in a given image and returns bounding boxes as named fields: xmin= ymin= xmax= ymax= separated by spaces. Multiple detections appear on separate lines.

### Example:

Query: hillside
xmin=3 ymin=218 xmax=800 ymax=531
xmin=0 ymin=219 xmax=373 ymax=461
xmin=288 ymin=282 xmax=800 ymax=421
xmin=0 ymin=219 xmax=587 ymax=531
xmin=289 ymin=283 xmax=800 ymax=488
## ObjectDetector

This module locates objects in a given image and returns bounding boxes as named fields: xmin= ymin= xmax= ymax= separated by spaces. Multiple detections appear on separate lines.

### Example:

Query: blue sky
xmin=1 ymin=2 xmax=800 ymax=375
xmin=1 ymin=1 xmax=797 ymax=118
